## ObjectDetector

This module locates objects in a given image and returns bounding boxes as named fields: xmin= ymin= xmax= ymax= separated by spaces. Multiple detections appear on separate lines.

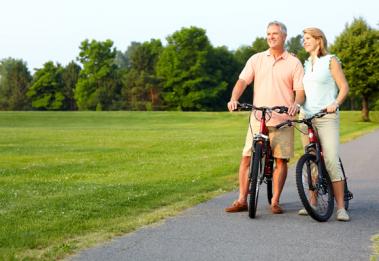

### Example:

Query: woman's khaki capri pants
xmin=299 ymin=112 xmax=344 ymax=182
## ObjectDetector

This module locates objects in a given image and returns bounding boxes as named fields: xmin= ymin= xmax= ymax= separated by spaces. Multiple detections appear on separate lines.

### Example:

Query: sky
xmin=0 ymin=0 xmax=377 ymax=72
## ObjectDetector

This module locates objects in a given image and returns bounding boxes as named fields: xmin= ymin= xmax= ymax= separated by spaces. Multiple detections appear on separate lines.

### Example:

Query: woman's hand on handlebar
xmin=227 ymin=100 xmax=239 ymax=112
xmin=325 ymin=101 xmax=339 ymax=113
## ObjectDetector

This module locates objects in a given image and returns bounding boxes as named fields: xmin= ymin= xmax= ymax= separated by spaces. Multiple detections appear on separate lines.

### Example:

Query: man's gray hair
xmin=267 ymin=21 xmax=287 ymax=35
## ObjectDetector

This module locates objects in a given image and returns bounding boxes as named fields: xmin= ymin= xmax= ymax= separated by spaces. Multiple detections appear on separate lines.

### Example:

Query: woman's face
xmin=303 ymin=33 xmax=319 ymax=53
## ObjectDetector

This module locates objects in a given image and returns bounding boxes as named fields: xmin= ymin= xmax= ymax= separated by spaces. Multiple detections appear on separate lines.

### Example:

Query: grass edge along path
xmin=0 ymin=111 xmax=378 ymax=260
xmin=371 ymin=234 xmax=379 ymax=261
xmin=24 ymin=191 xmax=222 ymax=260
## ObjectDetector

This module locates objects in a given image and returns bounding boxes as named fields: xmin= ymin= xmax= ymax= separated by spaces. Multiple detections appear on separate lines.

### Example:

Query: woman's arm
xmin=326 ymin=56 xmax=349 ymax=112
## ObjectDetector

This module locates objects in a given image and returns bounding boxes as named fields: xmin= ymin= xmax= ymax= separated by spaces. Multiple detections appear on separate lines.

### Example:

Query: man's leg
xmin=238 ymin=156 xmax=251 ymax=204
xmin=225 ymin=156 xmax=250 ymax=212
xmin=271 ymin=158 xmax=288 ymax=214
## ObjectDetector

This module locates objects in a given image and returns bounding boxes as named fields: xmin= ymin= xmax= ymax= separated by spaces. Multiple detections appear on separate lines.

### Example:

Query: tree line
xmin=0 ymin=17 xmax=378 ymax=120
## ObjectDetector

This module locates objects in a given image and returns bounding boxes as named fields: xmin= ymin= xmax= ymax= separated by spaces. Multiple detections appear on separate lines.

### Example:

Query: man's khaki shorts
xmin=242 ymin=123 xmax=294 ymax=159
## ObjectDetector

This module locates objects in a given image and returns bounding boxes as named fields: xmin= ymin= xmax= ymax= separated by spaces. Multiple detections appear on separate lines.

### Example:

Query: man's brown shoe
xmin=225 ymin=200 xmax=248 ymax=213
xmin=271 ymin=204 xmax=283 ymax=214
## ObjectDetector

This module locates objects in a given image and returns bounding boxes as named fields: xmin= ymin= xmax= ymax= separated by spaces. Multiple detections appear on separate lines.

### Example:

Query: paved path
xmin=71 ymin=130 xmax=379 ymax=261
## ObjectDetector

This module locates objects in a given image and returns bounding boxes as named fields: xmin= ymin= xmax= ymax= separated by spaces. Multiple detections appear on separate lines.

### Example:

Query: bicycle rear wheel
xmin=248 ymin=142 xmax=263 ymax=219
xmin=296 ymin=154 xmax=334 ymax=222
xmin=344 ymin=180 xmax=349 ymax=210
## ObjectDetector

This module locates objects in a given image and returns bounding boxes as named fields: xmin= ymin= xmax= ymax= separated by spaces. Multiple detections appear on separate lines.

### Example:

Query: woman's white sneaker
xmin=336 ymin=208 xmax=350 ymax=221
xmin=298 ymin=205 xmax=317 ymax=216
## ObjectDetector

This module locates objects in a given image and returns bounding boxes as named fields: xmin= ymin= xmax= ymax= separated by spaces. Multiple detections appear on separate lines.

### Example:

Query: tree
xmin=0 ymin=58 xmax=32 ymax=110
xmin=233 ymin=45 xmax=255 ymax=68
xmin=207 ymin=46 xmax=240 ymax=110
xmin=330 ymin=17 xmax=379 ymax=121
xmin=251 ymin=37 xmax=269 ymax=54
xmin=62 ymin=61 xmax=81 ymax=110
xmin=121 ymin=39 xmax=163 ymax=110
xmin=285 ymin=34 xmax=308 ymax=64
xmin=27 ymin=61 xmax=65 ymax=110
xmin=75 ymin=39 xmax=121 ymax=110
xmin=115 ymin=41 xmax=141 ymax=69
xmin=156 ymin=26 xmax=228 ymax=111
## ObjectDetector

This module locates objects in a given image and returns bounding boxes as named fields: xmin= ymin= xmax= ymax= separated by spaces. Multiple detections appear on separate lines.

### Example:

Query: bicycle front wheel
xmin=248 ymin=142 xmax=263 ymax=219
xmin=296 ymin=154 xmax=334 ymax=222
xmin=266 ymin=178 xmax=272 ymax=205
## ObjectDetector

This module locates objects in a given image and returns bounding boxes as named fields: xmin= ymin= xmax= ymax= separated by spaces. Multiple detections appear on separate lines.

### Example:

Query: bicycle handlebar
xmin=235 ymin=103 xmax=288 ymax=114
xmin=275 ymin=110 xmax=328 ymax=129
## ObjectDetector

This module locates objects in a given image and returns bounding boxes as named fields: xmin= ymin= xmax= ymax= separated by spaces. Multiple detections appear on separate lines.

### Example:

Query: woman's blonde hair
xmin=303 ymin=27 xmax=328 ymax=56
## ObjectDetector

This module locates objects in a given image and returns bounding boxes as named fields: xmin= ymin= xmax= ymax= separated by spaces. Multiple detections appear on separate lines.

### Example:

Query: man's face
xmin=266 ymin=25 xmax=286 ymax=49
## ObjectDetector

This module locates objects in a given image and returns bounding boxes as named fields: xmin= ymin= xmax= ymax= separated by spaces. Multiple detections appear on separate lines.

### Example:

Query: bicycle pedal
xmin=345 ymin=191 xmax=353 ymax=201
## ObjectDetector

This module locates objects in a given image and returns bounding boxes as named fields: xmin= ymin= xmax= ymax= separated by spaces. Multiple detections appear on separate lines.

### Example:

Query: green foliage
xmin=233 ymin=45 xmax=255 ymax=67
xmin=234 ymin=37 xmax=269 ymax=67
xmin=27 ymin=61 xmax=65 ymax=110
xmin=156 ymin=26 xmax=229 ymax=111
xmin=122 ymin=39 xmax=163 ymax=110
xmin=285 ymin=34 xmax=308 ymax=64
xmin=115 ymin=41 xmax=141 ymax=69
xmin=62 ymin=61 xmax=81 ymax=110
xmin=251 ymin=37 xmax=269 ymax=54
xmin=0 ymin=58 xmax=32 ymax=110
xmin=330 ymin=17 xmax=379 ymax=120
xmin=75 ymin=39 xmax=121 ymax=110
xmin=207 ymin=46 xmax=240 ymax=110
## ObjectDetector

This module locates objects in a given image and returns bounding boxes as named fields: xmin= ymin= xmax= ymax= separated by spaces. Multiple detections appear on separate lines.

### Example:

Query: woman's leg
xmin=315 ymin=113 xmax=345 ymax=209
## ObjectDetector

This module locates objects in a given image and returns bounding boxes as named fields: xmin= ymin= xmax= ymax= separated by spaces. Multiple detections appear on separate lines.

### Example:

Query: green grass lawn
xmin=0 ymin=111 xmax=378 ymax=260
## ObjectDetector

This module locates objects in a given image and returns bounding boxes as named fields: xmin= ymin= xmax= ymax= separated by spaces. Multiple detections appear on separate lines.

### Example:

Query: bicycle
xmin=235 ymin=103 xmax=288 ymax=218
xmin=276 ymin=111 xmax=353 ymax=222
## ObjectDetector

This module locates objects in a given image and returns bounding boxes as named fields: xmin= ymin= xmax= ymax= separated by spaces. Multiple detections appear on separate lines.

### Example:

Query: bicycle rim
xmin=296 ymin=154 xmax=334 ymax=222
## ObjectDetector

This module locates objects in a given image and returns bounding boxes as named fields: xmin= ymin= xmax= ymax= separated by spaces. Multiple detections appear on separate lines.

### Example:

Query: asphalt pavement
xmin=70 ymin=129 xmax=379 ymax=261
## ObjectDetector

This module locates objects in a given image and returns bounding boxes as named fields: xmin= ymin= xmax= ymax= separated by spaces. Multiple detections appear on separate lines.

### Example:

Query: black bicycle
xmin=276 ymin=111 xmax=353 ymax=222
xmin=236 ymin=103 xmax=288 ymax=218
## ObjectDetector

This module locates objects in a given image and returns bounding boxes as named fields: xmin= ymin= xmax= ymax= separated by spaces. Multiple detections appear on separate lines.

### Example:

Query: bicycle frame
xmin=252 ymin=108 xmax=273 ymax=184
xmin=302 ymin=120 xmax=328 ymax=192
xmin=236 ymin=103 xmax=288 ymax=217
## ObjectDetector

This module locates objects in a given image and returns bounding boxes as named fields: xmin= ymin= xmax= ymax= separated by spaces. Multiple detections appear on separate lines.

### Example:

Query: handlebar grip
xmin=234 ymin=103 xmax=253 ymax=111
xmin=278 ymin=106 xmax=289 ymax=114
xmin=271 ymin=106 xmax=288 ymax=114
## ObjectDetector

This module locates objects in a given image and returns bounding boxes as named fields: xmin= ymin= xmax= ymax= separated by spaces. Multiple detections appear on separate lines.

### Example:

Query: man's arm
xmin=288 ymin=89 xmax=305 ymax=116
xmin=288 ymin=61 xmax=305 ymax=116
xmin=227 ymin=79 xmax=248 ymax=112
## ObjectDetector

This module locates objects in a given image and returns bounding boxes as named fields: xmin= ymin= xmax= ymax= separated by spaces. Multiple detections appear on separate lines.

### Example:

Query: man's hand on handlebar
xmin=227 ymin=100 xmax=239 ymax=112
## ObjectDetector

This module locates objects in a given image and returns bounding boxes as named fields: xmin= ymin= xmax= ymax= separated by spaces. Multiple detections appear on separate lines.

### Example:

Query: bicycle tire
xmin=296 ymin=154 xmax=334 ymax=222
xmin=248 ymin=142 xmax=263 ymax=218
xmin=339 ymin=158 xmax=350 ymax=210
xmin=267 ymin=178 xmax=272 ymax=205
xmin=344 ymin=180 xmax=349 ymax=210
